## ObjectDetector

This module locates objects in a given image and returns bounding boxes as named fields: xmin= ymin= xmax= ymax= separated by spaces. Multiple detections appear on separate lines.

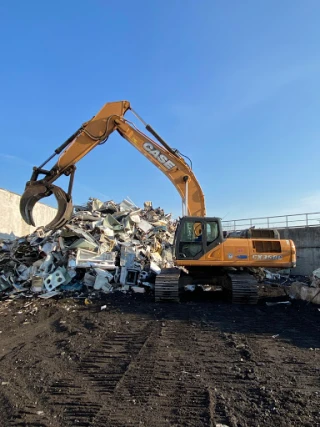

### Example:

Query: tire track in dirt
xmin=47 ymin=317 xmax=154 ymax=426
xmin=196 ymin=304 xmax=320 ymax=426
xmin=0 ymin=324 xmax=63 ymax=427
xmin=190 ymin=320 xmax=246 ymax=426
xmin=0 ymin=296 xmax=319 ymax=427
xmin=0 ymin=392 xmax=15 ymax=427
xmin=144 ymin=318 xmax=211 ymax=427
xmin=1 ymin=311 xmax=153 ymax=427
xmin=94 ymin=307 xmax=212 ymax=427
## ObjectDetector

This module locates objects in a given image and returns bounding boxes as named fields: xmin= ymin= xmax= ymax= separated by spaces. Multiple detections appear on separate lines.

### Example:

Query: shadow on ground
xmin=75 ymin=287 xmax=320 ymax=350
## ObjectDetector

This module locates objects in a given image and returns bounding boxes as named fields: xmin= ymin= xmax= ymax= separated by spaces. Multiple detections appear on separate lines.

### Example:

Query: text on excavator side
xmin=143 ymin=142 xmax=176 ymax=170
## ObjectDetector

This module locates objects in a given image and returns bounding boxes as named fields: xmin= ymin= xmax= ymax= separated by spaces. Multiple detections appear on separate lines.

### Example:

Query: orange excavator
xmin=20 ymin=101 xmax=296 ymax=303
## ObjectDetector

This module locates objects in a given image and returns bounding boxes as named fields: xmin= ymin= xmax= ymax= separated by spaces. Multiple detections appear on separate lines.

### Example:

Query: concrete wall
xmin=279 ymin=227 xmax=320 ymax=275
xmin=0 ymin=188 xmax=57 ymax=239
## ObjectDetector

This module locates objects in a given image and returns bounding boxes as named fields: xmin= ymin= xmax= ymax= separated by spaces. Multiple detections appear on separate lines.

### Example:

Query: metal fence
xmin=222 ymin=212 xmax=320 ymax=232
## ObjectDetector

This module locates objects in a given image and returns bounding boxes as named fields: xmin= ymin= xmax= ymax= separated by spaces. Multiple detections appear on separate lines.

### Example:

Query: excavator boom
xmin=20 ymin=101 xmax=205 ymax=230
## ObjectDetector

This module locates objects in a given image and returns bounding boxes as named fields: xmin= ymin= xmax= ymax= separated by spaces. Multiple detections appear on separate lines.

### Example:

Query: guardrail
xmin=222 ymin=212 xmax=320 ymax=232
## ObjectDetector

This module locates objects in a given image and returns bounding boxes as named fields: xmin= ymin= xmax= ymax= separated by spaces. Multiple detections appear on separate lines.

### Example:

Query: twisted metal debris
xmin=0 ymin=198 xmax=177 ymax=300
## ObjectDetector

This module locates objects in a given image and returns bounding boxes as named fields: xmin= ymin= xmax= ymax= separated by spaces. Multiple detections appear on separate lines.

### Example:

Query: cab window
xmin=179 ymin=221 xmax=203 ymax=258
xmin=206 ymin=221 xmax=219 ymax=246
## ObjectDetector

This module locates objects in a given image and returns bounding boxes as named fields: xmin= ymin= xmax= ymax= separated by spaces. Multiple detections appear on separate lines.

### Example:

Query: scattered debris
xmin=131 ymin=286 xmax=145 ymax=294
xmin=311 ymin=268 xmax=320 ymax=287
xmin=38 ymin=291 xmax=60 ymax=299
xmin=286 ymin=267 xmax=320 ymax=305
xmin=289 ymin=280 xmax=320 ymax=305
xmin=0 ymin=198 xmax=176 ymax=301
xmin=265 ymin=270 xmax=281 ymax=281
xmin=266 ymin=301 xmax=291 ymax=306
xmin=185 ymin=284 xmax=196 ymax=292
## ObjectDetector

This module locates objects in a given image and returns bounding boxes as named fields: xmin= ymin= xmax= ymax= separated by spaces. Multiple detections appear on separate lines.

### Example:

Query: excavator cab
xmin=174 ymin=217 xmax=224 ymax=260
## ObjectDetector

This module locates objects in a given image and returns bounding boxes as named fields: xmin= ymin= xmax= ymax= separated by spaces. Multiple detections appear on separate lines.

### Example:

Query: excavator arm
xmin=20 ymin=101 xmax=205 ymax=230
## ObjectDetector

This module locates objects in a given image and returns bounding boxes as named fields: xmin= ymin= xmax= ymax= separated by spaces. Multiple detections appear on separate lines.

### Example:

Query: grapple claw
xmin=20 ymin=183 xmax=73 ymax=230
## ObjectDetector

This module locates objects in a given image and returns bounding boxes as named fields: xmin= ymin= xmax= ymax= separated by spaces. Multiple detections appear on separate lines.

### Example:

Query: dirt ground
xmin=0 ymin=286 xmax=319 ymax=427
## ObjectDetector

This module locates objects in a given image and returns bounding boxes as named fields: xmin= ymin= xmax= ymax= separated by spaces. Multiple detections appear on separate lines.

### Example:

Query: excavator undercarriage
xmin=155 ymin=268 xmax=259 ymax=304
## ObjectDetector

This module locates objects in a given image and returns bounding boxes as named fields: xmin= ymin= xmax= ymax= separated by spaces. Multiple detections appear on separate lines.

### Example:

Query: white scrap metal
xmin=120 ymin=246 xmax=136 ymax=267
xmin=76 ymin=249 xmax=116 ymax=269
xmin=289 ymin=281 xmax=320 ymax=305
xmin=265 ymin=270 xmax=281 ymax=281
xmin=94 ymin=268 xmax=113 ymax=281
xmin=84 ymin=272 xmax=95 ymax=287
xmin=313 ymin=268 xmax=320 ymax=279
xmin=150 ymin=261 xmax=161 ymax=275
xmin=94 ymin=275 xmax=113 ymax=293
xmin=38 ymin=291 xmax=60 ymax=299
xmin=41 ymin=242 xmax=57 ymax=254
xmin=137 ymin=219 xmax=154 ymax=233
xmin=129 ymin=214 xmax=141 ymax=223
xmin=132 ymin=286 xmax=145 ymax=293
xmin=44 ymin=268 xmax=66 ymax=291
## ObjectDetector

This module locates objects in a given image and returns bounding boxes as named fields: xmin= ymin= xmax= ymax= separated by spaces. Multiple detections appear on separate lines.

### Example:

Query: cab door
xmin=175 ymin=219 xmax=205 ymax=260
xmin=174 ymin=217 xmax=224 ymax=261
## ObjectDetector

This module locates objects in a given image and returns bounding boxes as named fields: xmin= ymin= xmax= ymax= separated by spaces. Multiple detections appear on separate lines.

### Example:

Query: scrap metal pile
xmin=0 ymin=198 xmax=177 ymax=300
xmin=288 ymin=267 xmax=320 ymax=304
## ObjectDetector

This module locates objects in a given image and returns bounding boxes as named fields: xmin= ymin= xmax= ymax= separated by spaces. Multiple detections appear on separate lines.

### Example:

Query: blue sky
xmin=0 ymin=0 xmax=320 ymax=221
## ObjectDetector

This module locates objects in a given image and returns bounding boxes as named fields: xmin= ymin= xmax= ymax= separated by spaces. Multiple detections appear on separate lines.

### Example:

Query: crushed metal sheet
xmin=119 ymin=198 xmax=137 ymax=212
xmin=120 ymin=246 xmax=136 ymax=267
xmin=137 ymin=219 xmax=154 ymax=233
xmin=44 ymin=268 xmax=66 ymax=291
xmin=150 ymin=261 xmax=161 ymax=275
xmin=68 ymin=238 xmax=98 ymax=251
xmin=76 ymin=249 xmax=116 ymax=269
xmin=84 ymin=272 xmax=96 ymax=287
xmin=103 ymin=214 xmax=124 ymax=231
xmin=31 ymin=276 xmax=44 ymax=293
xmin=94 ymin=276 xmax=113 ymax=293
xmin=38 ymin=291 xmax=60 ymax=299
xmin=41 ymin=242 xmax=57 ymax=254
xmin=130 ymin=214 xmax=141 ymax=224
xmin=289 ymin=281 xmax=320 ymax=305
xmin=132 ymin=286 xmax=145 ymax=293
xmin=266 ymin=301 xmax=291 ymax=306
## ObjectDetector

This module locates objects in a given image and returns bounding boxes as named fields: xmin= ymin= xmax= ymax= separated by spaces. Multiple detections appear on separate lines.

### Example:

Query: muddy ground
xmin=0 ymin=286 xmax=319 ymax=427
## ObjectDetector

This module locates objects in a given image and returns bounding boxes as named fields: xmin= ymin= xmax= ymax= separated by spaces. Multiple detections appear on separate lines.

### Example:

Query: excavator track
xmin=228 ymin=272 xmax=259 ymax=305
xmin=155 ymin=268 xmax=181 ymax=302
